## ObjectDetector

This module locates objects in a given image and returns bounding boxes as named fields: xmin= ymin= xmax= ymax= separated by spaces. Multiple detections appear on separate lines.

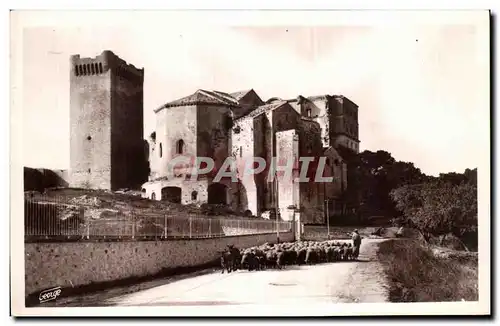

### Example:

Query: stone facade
xmin=142 ymin=89 xmax=358 ymax=225
xmin=69 ymin=50 xmax=148 ymax=191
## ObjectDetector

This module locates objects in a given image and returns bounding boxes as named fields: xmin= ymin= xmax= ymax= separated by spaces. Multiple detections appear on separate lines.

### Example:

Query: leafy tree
xmin=390 ymin=169 xmax=478 ymax=237
xmin=340 ymin=149 xmax=426 ymax=223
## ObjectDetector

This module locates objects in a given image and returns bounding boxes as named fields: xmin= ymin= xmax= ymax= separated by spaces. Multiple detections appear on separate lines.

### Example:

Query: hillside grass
xmin=377 ymin=239 xmax=478 ymax=302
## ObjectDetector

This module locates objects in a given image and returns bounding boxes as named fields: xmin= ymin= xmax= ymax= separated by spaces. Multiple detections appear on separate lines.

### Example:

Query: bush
xmin=377 ymin=239 xmax=478 ymax=302
xmin=390 ymin=180 xmax=477 ymax=241
xmin=200 ymin=203 xmax=233 ymax=216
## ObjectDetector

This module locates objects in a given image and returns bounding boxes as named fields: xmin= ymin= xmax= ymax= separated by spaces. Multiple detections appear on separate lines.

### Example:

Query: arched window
xmin=191 ymin=191 xmax=198 ymax=201
xmin=159 ymin=143 xmax=162 ymax=158
xmin=176 ymin=139 xmax=184 ymax=154
xmin=151 ymin=192 xmax=156 ymax=200
xmin=306 ymin=108 xmax=312 ymax=117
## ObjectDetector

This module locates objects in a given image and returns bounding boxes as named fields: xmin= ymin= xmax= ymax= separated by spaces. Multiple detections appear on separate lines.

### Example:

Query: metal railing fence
xmin=24 ymin=194 xmax=292 ymax=242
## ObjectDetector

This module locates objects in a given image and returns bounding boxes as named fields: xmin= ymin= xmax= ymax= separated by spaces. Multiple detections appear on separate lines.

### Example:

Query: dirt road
xmin=46 ymin=238 xmax=389 ymax=307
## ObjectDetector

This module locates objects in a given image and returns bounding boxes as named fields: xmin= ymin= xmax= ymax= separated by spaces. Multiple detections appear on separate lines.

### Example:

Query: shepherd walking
xmin=352 ymin=229 xmax=362 ymax=260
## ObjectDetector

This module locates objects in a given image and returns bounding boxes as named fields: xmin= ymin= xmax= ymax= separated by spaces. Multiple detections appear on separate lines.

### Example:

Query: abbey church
xmin=69 ymin=50 xmax=360 ymax=224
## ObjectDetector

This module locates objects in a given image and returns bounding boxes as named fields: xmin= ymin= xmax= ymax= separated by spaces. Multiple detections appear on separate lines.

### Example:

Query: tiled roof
xmin=155 ymin=89 xmax=240 ymax=113
xmin=230 ymin=89 xmax=253 ymax=100
xmin=207 ymin=90 xmax=239 ymax=105
xmin=234 ymin=100 xmax=289 ymax=122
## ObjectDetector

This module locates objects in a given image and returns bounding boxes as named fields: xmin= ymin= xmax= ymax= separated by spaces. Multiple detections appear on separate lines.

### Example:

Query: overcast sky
xmin=13 ymin=10 xmax=489 ymax=176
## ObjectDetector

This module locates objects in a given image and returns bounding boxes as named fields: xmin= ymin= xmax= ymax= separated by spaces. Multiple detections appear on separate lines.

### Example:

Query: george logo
xmin=38 ymin=286 xmax=62 ymax=303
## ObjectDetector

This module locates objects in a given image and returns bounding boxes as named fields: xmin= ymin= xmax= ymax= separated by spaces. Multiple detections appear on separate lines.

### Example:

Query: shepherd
xmin=352 ymin=229 xmax=362 ymax=260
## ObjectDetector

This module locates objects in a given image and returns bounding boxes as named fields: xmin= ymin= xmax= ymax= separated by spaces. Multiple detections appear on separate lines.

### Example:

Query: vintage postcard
xmin=10 ymin=9 xmax=491 ymax=317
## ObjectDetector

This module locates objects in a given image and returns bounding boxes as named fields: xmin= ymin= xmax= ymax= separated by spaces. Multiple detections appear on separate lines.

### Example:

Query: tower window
xmin=151 ymin=192 xmax=156 ymax=200
xmin=176 ymin=139 xmax=185 ymax=154
xmin=306 ymin=108 xmax=312 ymax=117
xmin=159 ymin=143 xmax=163 ymax=158
xmin=87 ymin=136 xmax=92 ymax=141
xmin=191 ymin=191 xmax=198 ymax=201
xmin=88 ymin=168 xmax=91 ymax=173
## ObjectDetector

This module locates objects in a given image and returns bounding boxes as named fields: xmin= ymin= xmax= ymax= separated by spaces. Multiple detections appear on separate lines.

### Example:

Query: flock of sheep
xmin=220 ymin=240 xmax=359 ymax=273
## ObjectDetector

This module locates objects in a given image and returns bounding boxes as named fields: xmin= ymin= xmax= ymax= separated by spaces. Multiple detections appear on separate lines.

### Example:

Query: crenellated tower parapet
xmin=70 ymin=50 xmax=144 ymax=81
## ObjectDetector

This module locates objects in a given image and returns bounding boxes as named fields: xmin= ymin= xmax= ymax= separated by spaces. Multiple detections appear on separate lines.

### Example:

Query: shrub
xmin=377 ymin=239 xmax=478 ymax=302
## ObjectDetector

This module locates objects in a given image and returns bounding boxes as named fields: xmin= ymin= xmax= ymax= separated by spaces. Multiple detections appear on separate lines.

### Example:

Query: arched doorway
xmin=161 ymin=187 xmax=182 ymax=203
xmin=207 ymin=183 xmax=227 ymax=205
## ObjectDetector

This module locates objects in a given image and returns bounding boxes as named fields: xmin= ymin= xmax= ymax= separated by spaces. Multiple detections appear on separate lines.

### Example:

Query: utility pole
xmin=275 ymin=169 xmax=280 ymax=243
xmin=270 ymin=118 xmax=279 ymax=243
xmin=326 ymin=199 xmax=330 ymax=238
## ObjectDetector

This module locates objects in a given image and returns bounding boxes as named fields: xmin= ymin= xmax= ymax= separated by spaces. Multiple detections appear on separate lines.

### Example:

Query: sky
xmin=13 ymin=10 xmax=490 ymax=176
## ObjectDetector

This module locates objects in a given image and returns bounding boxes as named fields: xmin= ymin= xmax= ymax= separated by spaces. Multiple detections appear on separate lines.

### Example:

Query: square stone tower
xmin=69 ymin=50 xmax=147 ymax=190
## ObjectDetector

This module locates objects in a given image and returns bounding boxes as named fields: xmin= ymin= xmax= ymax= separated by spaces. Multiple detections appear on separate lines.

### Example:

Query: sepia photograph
xmin=10 ymin=9 xmax=491 ymax=317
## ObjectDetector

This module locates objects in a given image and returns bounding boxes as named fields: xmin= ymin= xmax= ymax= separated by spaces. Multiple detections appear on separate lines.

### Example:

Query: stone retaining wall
xmin=25 ymin=231 xmax=294 ymax=297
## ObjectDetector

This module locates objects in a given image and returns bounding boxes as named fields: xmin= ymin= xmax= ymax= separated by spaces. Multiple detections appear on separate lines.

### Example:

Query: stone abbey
xmin=69 ymin=50 xmax=360 ymax=224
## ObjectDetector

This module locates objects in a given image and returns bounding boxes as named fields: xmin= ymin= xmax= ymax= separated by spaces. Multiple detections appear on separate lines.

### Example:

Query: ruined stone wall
xmin=232 ymin=117 xmax=258 ymax=215
xmin=276 ymin=130 xmax=300 ymax=221
xmin=142 ymin=178 xmax=209 ymax=204
xmin=308 ymin=97 xmax=330 ymax=148
xmin=329 ymin=96 xmax=360 ymax=153
xmin=333 ymin=134 xmax=360 ymax=153
xmin=263 ymin=112 xmax=275 ymax=210
xmin=24 ymin=232 xmax=294 ymax=297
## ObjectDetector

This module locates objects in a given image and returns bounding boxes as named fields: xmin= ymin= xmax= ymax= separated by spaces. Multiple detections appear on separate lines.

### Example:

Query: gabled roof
xmin=234 ymin=100 xmax=290 ymax=122
xmin=230 ymin=89 xmax=253 ymax=100
xmin=155 ymin=89 xmax=240 ymax=113
xmin=209 ymin=90 xmax=240 ymax=105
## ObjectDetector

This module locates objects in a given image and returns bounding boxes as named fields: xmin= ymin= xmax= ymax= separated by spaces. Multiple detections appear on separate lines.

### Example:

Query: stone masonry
xmin=66 ymin=50 xmax=359 ymax=224
xmin=69 ymin=50 xmax=148 ymax=191
xmin=142 ymin=89 xmax=360 ymax=224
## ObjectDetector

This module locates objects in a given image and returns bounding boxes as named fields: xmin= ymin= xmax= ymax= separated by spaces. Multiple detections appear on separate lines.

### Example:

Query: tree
xmin=390 ymin=173 xmax=478 ymax=237
xmin=341 ymin=150 xmax=426 ymax=223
